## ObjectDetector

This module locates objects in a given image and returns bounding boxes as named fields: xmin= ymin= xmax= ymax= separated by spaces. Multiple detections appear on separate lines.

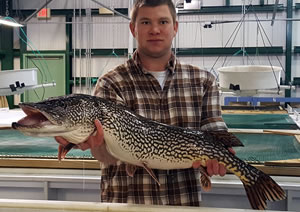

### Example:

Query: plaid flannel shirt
xmin=94 ymin=51 xmax=227 ymax=206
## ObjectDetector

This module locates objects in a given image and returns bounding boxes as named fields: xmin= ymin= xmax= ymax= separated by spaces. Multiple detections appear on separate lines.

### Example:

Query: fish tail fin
xmin=242 ymin=171 xmax=286 ymax=210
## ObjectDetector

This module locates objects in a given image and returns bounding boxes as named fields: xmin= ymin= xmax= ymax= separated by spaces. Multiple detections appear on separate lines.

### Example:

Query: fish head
xmin=12 ymin=94 xmax=100 ymax=144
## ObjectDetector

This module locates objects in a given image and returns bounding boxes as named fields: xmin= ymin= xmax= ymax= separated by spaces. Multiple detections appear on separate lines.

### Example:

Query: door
xmin=23 ymin=54 xmax=66 ymax=102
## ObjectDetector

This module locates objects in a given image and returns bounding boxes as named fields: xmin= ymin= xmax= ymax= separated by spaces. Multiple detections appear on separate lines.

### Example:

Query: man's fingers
xmin=77 ymin=142 xmax=91 ymax=151
xmin=228 ymin=147 xmax=236 ymax=155
xmin=206 ymin=160 xmax=213 ymax=176
xmin=55 ymin=136 xmax=69 ymax=146
xmin=206 ymin=159 xmax=226 ymax=176
xmin=95 ymin=120 xmax=103 ymax=135
xmin=219 ymin=164 xmax=226 ymax=176
xmin=55 ymin=120 xmax=104 ymax=152
xmin=211 ymin=159 xmax=219 ymax=175
xmin=91 ymin=119 xmax=104 ymax=148
xmin=192 ymin=161 xmax=202 ymax=168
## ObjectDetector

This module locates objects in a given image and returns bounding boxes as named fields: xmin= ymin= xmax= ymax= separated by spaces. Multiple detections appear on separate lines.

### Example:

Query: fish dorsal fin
xmin=205 ymin=131 xmax=244 ymax=148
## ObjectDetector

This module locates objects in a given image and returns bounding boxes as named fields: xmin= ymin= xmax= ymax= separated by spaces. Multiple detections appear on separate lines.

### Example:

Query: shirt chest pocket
xmin=171 ymin=84 xmax=205 ymax=104
xmin=167 ymin=84 xmax=205 ymax=128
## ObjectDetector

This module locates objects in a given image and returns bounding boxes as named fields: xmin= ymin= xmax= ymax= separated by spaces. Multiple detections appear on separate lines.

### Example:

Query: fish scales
xmin=12 ymin=94 xmax=286 ymax=210
xmin=103 ymin=105 xmax=217 ymax=164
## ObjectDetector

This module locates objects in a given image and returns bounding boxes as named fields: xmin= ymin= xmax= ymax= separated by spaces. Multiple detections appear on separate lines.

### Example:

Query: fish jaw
xmin=12 ymin=121 xmax=71 ymax=136
xmin=11 ymin=104 xmax=88 ymax=144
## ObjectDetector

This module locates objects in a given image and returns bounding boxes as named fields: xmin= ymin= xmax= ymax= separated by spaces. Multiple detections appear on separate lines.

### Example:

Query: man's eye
xmin=161 ymin=20 xmax=168 ymax=24
xmin=141 ymin=21 xmax=150 ymax=25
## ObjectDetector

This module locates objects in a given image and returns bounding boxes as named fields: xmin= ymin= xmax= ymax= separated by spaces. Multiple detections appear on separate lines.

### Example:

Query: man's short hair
xmin=130 ymin=0 xmax=177 ymax=24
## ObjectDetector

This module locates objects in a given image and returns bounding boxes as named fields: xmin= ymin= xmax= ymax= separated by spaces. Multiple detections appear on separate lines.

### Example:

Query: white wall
xmin=12 ymin=0 xmax=129 ymax=10
xmin=230 ymin=0 xmax=286 ymax=5
xmin=10 ymin=0 xmax=300 ymax=97
xmin=93 ymin=17 xmax=129 ymax=49
xmin=26 ymin=16 xmax=66 ymax=51
xmin=176 ymin=12 xmax=286 ymax=48
xmin=72 ymin=56 xmax=128 ymax=78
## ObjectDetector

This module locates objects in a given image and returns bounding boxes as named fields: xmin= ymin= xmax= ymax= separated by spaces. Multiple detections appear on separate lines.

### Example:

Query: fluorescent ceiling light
xmin=0 ymin=17 xmax=23 ymax=27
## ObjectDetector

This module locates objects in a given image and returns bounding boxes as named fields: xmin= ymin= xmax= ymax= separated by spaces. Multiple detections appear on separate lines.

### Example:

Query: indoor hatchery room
xmin=0 ymin=0 xmax=300 ymax=211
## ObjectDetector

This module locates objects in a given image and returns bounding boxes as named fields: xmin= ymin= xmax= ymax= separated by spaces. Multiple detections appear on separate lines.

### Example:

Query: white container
xmin=0 ymin=68 xmax=38 ymax=89
xmin=184 ymin=0 xmax=202 ymax=9
xmin=218 ymin=65 xmax=282 ymax=90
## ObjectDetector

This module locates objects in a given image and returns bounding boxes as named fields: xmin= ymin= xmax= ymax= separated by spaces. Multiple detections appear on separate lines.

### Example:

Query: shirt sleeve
xmin=200 ymin=74 xmax=228 ymax=131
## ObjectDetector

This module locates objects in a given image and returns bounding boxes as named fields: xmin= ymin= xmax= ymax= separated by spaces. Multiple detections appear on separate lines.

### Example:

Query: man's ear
xmin=173 ymin=21 xmax=178 ymax=37
xmin=129 ymin=22 xmax=136 ymax=37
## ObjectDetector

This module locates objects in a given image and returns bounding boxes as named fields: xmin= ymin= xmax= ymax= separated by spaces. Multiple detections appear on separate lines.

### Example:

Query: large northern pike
xmin=12 ymin=94 xmax=285 ymax=210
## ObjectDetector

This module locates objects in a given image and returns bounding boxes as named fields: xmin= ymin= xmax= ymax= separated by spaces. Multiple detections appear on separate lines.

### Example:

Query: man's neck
xmin=138 ymin=51 xmax=171 ymax=72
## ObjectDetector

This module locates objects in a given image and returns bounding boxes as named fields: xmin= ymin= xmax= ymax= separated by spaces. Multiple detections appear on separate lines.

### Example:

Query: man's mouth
xmin=148 ymin=39 xmax=163 ymax=42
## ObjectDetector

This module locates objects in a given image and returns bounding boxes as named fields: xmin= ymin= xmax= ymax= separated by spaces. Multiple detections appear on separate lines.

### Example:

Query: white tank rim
xmin=218 ymin=65 xmax=282 ymax=90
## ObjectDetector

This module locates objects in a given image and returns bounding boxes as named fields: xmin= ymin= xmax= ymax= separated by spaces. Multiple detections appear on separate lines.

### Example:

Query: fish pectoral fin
xmin=125 ymin=164 xmax=137 ymax=177
xmin=141 ymin=162 xmax=161 ymax=186
xmin=58 ymin=143 xmax=75 ymax=161
xmin=199 ymin=166 xmax=212 ymax=191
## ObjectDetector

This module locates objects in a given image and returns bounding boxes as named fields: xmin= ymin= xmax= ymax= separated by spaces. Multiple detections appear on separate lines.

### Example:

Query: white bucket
xmin=218 ymin=65 xmax=281 ymax=90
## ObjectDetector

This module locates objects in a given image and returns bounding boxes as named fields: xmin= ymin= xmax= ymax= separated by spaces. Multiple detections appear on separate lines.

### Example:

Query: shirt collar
xmin=132 ymin=50 xmax=177 ymax=74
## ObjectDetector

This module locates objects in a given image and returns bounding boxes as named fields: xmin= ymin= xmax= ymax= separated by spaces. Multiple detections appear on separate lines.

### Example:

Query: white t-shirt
xmin=148 ymin=70 xmax=168 ymax=89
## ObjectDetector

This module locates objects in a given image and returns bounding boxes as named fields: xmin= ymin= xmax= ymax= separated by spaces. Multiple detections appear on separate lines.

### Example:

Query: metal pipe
xmin=0 ymin=82 xmax=56 ymax=96
xmin=79 ymin=0 xmax=82 ymax=93
xmin=285 ymin=0 xmax=293 ymax=98
xmin=271 ymin=0 xmax=280 ymax=26
xmin=128 ymin=0 xmax=134 ymax=58
xmin=90 ymin=0 xmax=131 ymax=20
xmin=220 ymin=85 xmax=296 ymax=96
xmin=73 ymin=0 xmax=77 ymax=93
xmin=21 ymin=18 xmax=300 ymax=25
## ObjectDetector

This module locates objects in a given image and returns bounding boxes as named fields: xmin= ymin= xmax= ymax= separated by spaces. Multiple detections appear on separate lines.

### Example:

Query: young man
xmin=56 ymin=0 xmax=230 ymax=206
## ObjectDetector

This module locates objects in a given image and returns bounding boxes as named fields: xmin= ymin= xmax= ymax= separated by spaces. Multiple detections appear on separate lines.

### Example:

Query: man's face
xmin=130 ymin=5 xmax=178 ymax=58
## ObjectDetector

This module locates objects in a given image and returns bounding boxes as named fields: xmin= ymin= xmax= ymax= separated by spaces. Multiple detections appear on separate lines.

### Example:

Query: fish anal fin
xmin=199 ymin=166 xmax=212 ymax=191
xmin=141 ymin=162 xmax=161 ymax=186
xmin=125 ymin=164 xmax=137 ymax=177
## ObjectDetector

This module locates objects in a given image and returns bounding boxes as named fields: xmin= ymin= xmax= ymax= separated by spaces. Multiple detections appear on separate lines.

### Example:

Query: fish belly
xmin=104 ymin=133 xmax=194 ymax=170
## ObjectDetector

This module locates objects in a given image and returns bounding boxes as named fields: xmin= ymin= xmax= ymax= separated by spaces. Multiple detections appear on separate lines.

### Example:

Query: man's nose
xmin=149 ymin=24 xmax=160 ymax=34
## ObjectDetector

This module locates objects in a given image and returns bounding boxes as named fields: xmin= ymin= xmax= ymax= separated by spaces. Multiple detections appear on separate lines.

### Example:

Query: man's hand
xmin=192 ymin=148 xmax=235 ymax=177
xmin=55 ymin=120 xmax=117 ymax=164
xmin=55 ymin=119 xmax=104 ymax=150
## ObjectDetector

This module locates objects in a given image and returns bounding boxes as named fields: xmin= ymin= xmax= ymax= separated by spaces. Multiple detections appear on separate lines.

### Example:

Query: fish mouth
xmin=12 ymin=105 xmax=52 ymax=128
xmin=11 ymin=104 xmax=64 ymax=135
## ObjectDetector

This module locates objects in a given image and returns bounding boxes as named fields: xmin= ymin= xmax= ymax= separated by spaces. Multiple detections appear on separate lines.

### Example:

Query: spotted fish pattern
xmin=12 ymin=94 xmax=286 ymax=210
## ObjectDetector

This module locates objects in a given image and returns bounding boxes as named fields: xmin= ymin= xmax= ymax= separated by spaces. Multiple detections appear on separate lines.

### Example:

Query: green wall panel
xmin=23 ymin=54 xmax=66 ymax=103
